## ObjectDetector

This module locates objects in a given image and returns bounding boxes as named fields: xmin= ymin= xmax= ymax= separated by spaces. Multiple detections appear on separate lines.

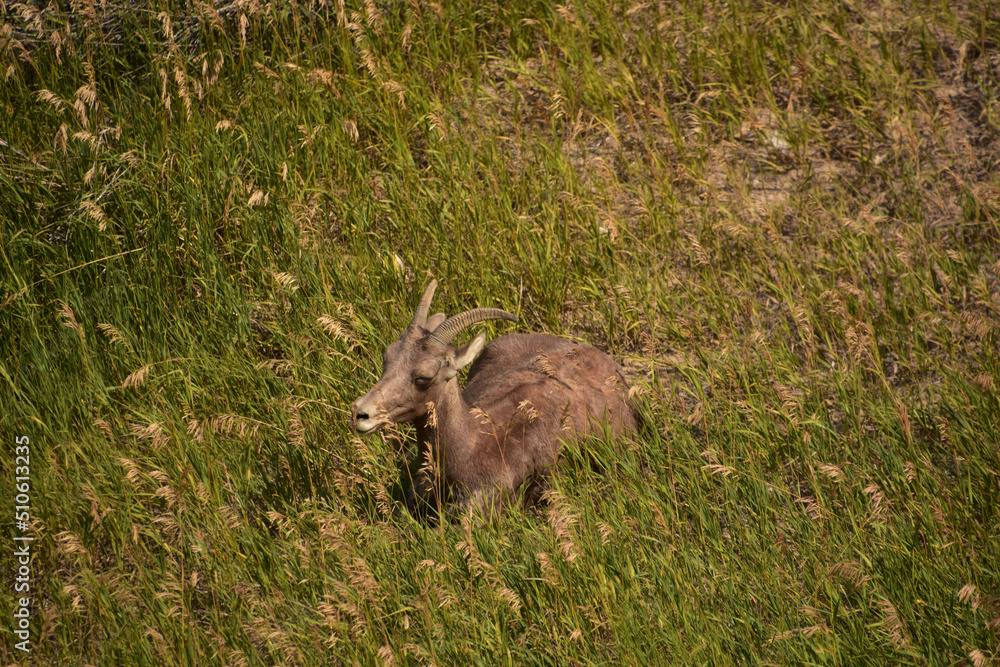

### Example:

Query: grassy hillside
xmin=2 ymin=0 xmax=999 ymax=664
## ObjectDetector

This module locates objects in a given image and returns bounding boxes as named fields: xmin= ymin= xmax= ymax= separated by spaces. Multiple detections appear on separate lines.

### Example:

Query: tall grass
xmin=2 ymin=0 xmax=999 ymax=664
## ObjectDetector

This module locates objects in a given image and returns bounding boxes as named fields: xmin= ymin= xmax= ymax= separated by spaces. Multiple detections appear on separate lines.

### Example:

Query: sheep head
xmin=350 ymin=280 xmax=517 ymax=435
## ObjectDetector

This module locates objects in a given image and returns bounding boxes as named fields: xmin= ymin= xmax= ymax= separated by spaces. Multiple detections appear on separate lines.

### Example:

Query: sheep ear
xmin=446 ymin=333 xmax=486 ymax=379
xmin=425 ymin=312 xmax=447 ymax=331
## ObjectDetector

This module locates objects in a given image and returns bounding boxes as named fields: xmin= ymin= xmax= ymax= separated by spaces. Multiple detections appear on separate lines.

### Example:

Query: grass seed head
xmin=123 ymin=364 xmax=152 ymax=389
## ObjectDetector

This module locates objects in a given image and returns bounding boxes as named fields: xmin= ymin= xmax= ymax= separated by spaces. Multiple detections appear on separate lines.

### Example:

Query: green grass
xmin=2 ymin=0 xmax=1000 ymax=663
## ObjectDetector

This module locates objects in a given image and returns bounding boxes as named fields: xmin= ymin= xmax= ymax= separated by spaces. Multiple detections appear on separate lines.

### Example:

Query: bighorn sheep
xmin=350 ymin=280 xmax=639 ymax=515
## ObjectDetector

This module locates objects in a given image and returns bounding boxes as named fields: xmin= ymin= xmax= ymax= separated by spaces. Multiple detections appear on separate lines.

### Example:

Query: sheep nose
xmin=350 ymin=401 xmax=369 ymax=424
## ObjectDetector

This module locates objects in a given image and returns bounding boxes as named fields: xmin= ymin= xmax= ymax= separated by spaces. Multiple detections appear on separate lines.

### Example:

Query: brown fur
xmin=351 ymin=318 xmax=638 ymax=517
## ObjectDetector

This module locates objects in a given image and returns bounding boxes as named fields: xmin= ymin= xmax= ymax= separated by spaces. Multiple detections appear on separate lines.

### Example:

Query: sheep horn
xmin=410 ymin=280 xmax=438 ymax=328
xmin=427 ymin=308 xmax=518 ymax=346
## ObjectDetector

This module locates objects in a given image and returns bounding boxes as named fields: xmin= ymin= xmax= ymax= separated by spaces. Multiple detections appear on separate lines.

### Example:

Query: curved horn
xmin=410 ymin=280 xmax=438 ymax=328
xmin=427 ymin=308 xmax=518 ymax=346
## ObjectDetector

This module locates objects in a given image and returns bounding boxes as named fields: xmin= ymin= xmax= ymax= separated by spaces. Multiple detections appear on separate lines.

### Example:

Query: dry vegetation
xmin=2 ymin=0 xmax=999 ymax=664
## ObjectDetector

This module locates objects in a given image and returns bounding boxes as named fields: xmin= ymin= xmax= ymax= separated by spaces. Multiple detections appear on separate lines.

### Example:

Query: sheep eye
xmin=413 ymin=375 xmax=433 ymax=386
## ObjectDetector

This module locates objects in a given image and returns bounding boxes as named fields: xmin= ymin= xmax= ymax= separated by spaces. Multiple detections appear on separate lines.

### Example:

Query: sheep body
xmin=350 ymin=283 xmax=638 ymax=515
